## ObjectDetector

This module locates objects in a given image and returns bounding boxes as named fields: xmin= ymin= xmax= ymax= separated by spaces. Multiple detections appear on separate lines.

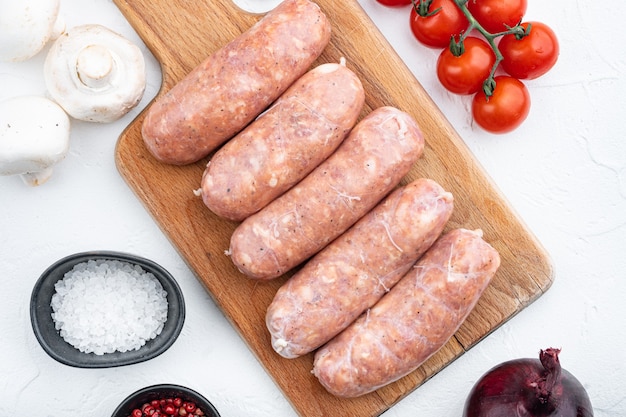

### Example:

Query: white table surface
xmin=1 ymin=0 xmax=625 ymax=415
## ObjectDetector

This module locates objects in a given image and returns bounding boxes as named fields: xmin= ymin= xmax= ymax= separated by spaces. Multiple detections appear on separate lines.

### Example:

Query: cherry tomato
xmin=436 ymin=37 xmax=496 ymax=95
xmin=499 ymin=21 xmax=559 ymax=80
xmin=472 ymin=76 xmax=530 ymax=133
xmin=376 ymin=0 xmax=412 ymax=5
xmin=410 ymin=0 xmax=468 ymax=49
xmin=466 ymin=0 xmax=527 ymax=34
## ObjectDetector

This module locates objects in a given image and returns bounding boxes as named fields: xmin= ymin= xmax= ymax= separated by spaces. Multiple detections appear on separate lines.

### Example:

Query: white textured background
xmin=1 ymin=0 xmax=624 ymax=415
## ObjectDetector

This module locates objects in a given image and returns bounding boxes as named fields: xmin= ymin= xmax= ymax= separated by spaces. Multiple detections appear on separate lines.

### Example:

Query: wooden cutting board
xmin=113 ymin=1 xmax=554 ymax=415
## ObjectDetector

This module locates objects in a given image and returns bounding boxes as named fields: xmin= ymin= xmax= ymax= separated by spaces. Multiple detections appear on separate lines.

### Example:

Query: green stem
xmin=411 ymin=0 xmax=441 ymax=18
xmin=452 ymin=0 xmax=526 ymax=97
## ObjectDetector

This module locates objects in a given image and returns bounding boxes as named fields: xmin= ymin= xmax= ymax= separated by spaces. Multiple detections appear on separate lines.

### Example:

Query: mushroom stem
xmin=44 ymin=24 xmax=146 ymax=122
xmin=76 ymin=44 xmax=115 ymax=89
xmin=20 ymin=167 xmax=55 ymax=187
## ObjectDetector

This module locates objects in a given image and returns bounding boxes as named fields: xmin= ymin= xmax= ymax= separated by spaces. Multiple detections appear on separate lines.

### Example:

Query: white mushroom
xmin=231 ymin=0 xmax=284 ymax=13
xmin=0 ymin=0 xmax=65 ymax=62
xmin=0 ymin=96 xmax=70 ymax=186
xmin=44 ymin=24 xmax=146 ymax=123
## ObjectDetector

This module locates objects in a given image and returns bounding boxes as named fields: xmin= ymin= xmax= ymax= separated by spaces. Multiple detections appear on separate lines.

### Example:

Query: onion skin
xmin=463 ymin=348 xmax=593 ymax=417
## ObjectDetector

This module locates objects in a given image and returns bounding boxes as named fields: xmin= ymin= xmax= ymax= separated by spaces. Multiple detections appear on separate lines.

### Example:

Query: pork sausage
xmin=141 ymin=0 xmax=331 ymax=165
xmin=200 ymin=60 xmax=365 ymax=221
xmin=228 ymin=106 xmax=425 ymax=280
xmin=266 ymin=178 xmax=454 ymax=358
xmin=312 ymin=228 xmax=501 ymax=398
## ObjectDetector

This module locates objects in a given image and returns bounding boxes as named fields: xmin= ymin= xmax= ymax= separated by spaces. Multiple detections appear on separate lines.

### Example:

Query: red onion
xmin=463 ymin=348 xmax=593 ymax=417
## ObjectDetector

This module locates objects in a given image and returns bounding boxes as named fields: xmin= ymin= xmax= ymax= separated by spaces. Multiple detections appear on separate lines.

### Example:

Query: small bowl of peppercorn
xmin=111 ymin=383 xmax=221 ymax=417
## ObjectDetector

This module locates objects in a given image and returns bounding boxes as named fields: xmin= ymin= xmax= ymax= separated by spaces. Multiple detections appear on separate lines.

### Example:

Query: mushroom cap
xmin=0 ymin=95 xmax=71 ymax=184
xmin=0 ymin=0 xmax=63 ymax=62
xmin=44 ymin=24 xmax=147 ymax=123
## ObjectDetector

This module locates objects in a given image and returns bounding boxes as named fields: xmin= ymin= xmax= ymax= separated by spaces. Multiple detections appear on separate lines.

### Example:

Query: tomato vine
xmin=452 ymin=0 xmax=529 ymax=96
xmin=384 ymin=0 xmax=560 ymax=133
xmin=414 ymin=0 xmax=529 ymax=97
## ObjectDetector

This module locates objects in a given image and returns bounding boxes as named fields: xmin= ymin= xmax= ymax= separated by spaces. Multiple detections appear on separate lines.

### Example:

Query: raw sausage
xmin=200 ymin=60 xmax=365 ymax=221
xmin=228 ymin=106 xmax=425 ymax=280
xmin=312 ymin=228 xmax=501 ymax=398
xmin=141 ymin=0 xmax=331 ymax=165
xmin=228 ymin=107 xmax=424 ymax=280
xmin=267 ymin=179 xmax=453 ymax=358
xmin=201 ymin=61 xmax=363 ymax=221
xmin=266 ymin=178 xmax=454 ymax=358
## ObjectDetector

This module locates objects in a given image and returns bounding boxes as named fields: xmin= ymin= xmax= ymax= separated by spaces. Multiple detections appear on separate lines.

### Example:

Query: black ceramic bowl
xmin=30 ymin=251 xmax=185 ymax=368
xmin=111 ymin=384 xmax=220 ymax=417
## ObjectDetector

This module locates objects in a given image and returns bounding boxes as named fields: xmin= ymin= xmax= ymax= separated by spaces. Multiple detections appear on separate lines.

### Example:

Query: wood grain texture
xmin=112 ymin=0 xmax=554 ymax=415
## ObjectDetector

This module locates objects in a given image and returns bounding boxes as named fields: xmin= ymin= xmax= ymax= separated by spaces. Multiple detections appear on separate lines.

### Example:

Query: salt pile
xmin=50 ymin=259 xmax=169 ymax=355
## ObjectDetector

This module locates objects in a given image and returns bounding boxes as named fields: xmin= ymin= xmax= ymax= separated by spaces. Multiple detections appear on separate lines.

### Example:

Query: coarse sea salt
xmin=50 ymin=259 xmax=168 ymax=355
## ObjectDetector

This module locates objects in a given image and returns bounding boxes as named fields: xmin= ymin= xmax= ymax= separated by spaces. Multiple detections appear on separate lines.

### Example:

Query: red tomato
xmin=410 ymin=0 xmax=468 ymax=49
xmin=499 ymin=21 xmax=559 ymax=80
xmin=436 ymin=37 xmax=496 ymax=95
xmin=376 ymin=0 xmax=412 ymax=5
xmin=466 ymin=0 xmax=527 ymax=34
xmin=472 ymin=76 xmax=530 ymax=133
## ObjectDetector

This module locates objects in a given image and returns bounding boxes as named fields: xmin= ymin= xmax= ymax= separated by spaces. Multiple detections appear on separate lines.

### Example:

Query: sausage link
xmin=141 ymin=0 xmax=331 ymax=165
xmin=228 ymin=106 xmax=425 ymax=280
xmin=266 ymin=178 xmax=454 ymax=358
xmin=200 ymin=61 xmax=365 ymax=221
xmin=312 ymin=228 xmax=501 ymax=398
